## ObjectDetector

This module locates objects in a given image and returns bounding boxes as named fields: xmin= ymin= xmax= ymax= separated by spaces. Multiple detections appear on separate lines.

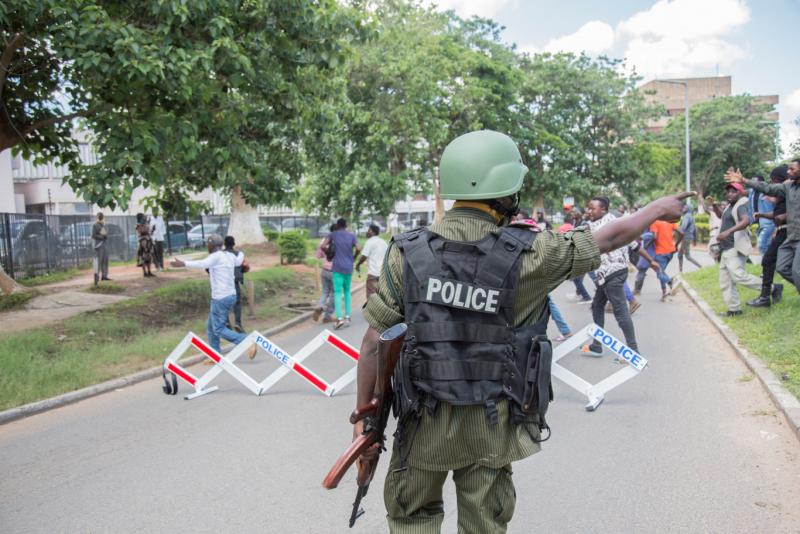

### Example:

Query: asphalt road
xmin=2 ymin=259 xmax=799 ymax=533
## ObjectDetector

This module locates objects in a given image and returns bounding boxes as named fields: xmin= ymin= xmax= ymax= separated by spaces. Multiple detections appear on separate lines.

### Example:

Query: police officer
xmin=353 ymin=130 xmax=692 ymax=533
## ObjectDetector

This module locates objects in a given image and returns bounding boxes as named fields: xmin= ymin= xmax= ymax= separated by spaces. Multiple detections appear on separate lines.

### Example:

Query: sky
xmin=423 ymin=0 xmax=800 ymax=157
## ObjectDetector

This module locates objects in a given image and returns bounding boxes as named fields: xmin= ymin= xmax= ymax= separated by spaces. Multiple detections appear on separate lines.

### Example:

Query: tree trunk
xmin=227 ymin=186 xmax=267 ymax=245
xmin=433 ymin=173 xmax=445 ymax=224
xmin=0 ymin=265 xmax=22 ymax=295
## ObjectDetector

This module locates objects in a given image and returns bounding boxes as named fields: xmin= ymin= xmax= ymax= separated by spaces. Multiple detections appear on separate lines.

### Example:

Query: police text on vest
xmin=425 ymin=276 xmax=501 ymax=314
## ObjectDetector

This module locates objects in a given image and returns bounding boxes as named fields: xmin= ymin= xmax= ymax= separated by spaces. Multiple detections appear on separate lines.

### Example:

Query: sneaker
xmin=772 ymin=284 xmax=784 ymax=304
xmin=746 ymin=296 xmax=771 ymax=308
xmin=669 ymin=277 xmax=682 ymax=295
xmin=613 ymin=356 xmax=627 ymax=365
xmin=234 ymin=324 xmax=244 ymax=333
xmin=579 ymin=297 xmax=593 ymax=304
xmin=554 ymin=333 xmax=572 ymax=342
xmin=312 ymin=307 xmax=323 ymax=321
xmin=629 ymin=299 xmax=641 ymax=315
xmin=344 ymin=316 xmax=352 ymax=328
xmin=247 ymin=344 xmax=257 ymax=360
xmin=334 ymin=319 xmax=345 ymax=330
xmin=581 ymin=344 xmax=603 ymax=357
xmin=660 ymin=288 xmax=668 ymax=302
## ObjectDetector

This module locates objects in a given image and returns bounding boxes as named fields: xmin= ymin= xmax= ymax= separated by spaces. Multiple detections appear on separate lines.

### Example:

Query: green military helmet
xmin=439 ymin=130 xmax=528 ymax=200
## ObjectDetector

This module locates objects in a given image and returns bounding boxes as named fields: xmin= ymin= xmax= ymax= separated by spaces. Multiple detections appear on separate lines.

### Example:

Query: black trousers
xmin=153 ymin=240 xmax=165 ymax=269
xmin=590 ymin=269 xmax=639 ymax=351
xmin=761 ymin=229 xmax=787 ymax=288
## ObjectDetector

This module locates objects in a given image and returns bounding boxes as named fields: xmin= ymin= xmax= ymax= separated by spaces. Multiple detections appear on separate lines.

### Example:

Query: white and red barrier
xmin=551 ymin=323 xmax=648 ymax=411
xmin=162 ymin=329 xmax=359 ymax=400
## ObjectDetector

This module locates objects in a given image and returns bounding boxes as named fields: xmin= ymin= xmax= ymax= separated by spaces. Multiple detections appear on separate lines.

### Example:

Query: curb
xmin=0 ymin=281 xmax=367 ymax=426
xmin=680 ymin=278 xmax=800 ymax=443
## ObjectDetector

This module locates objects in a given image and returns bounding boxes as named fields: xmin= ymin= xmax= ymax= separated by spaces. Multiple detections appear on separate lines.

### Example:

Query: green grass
xmin=18 ymin=267 xmax=87 ymax=287
xmin=0 ymin=266 xmax=315 ymax=411
xmin=0 ymin=290 xmax=39 ymax=312
xmin=684 ymin=264 xmax=800 ymax=400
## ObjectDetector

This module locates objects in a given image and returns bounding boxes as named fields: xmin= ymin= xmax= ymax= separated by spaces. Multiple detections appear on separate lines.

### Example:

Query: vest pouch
xmin=521 ymin=337 xmax=553 ymax=420
xmin=393 ymin=344 xmax=421 ymax=420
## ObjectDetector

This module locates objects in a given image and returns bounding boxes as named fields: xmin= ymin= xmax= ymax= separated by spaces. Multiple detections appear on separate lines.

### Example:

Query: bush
xmin=277 ymin=230 xmax=308 ymax=264
xmin=263 ymin=227 xmax=279 ymax=242
xmin=694 ymin=213 xmax=710 ymax=243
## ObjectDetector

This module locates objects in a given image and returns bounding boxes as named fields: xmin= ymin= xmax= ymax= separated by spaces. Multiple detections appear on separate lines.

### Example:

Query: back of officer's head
xmin=439 ymin=130 xmax=528 ymax=220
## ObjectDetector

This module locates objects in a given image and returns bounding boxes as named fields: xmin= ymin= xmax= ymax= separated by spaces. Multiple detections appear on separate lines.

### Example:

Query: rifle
xmin=322 ymin=322 xmax=408 ymax=527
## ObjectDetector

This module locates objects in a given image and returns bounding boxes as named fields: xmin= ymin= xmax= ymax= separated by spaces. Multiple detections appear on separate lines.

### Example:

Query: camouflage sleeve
xmin=363 ymin=241 xmax=405 ymax=332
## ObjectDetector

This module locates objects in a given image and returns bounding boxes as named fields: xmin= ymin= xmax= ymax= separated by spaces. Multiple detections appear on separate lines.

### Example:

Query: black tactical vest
xmin=392 ymin=226 xmax=553 ymax=432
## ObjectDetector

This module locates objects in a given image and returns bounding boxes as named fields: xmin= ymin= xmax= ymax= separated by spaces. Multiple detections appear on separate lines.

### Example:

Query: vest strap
xmin=414 ymin=360 xmax=506 ymax=381
xmin=411 ymin=321 xmax=513 ymax=343
xmin=475 ymin=227 xmax=535 ymax=287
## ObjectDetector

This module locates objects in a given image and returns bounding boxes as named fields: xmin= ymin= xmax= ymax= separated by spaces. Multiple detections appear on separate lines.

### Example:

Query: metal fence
xmin=0 ymin=212 xmax=394 ymax=280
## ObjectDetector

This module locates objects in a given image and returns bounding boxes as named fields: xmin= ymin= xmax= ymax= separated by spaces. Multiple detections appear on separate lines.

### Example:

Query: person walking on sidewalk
xmin=356 ymin=224 xmax=388 ymax=300
xmin=170 ymin=234 xmax=256 ymax=360
xmin=313 ymin=224 xmax=337 ymax=323
xmin=727 ymin=161 xmax=800 ymax=297
xmin=91 ymin=212 xmax=110 ymax=285
xmin=675 ymin=204 xmax=702 ymax=272
xmin=329 ymin=218 xmax=361 ymax=329
xmin=746 ymin=165 xmax=789 ymax=307
xmin=710 ymin=182 xmax=762 ymax=317
xmin=135 ymin=213 xmax=155 ymax=278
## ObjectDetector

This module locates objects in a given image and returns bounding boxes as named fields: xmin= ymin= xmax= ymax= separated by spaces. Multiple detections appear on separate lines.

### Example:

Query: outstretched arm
xmin=593 ymin=192 xmax=695 ymax=254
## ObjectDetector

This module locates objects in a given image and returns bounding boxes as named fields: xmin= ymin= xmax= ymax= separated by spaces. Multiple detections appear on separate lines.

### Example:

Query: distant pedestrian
xmin=313 ymin=224 xmax=337 ymax=323
xmin=135 ymin=213 xmax=155 ymax=278
xmin=549 ymin=299 xmax=572 ymax=341
xmin=649 ymin=219 xmax=678 ymax=300
xmin=150 ymin=212 xmax=166 ymax=270
xmin=675 ymin=204 xmax=702 ymax=272
xmin=535 ymin=211 xmax=552 ymax=230
xmin=91 ymin=212 xmax=110 ymax=285
xmin=710 ymin=182 xmax=761 ymax=316
xmin=747 ymin=165 xmax=789 ymax=308
xmin=224 ymin=235 xmax=248 ymax=332
xmin=171 ymin=234 xmax=256 ymax=360
xmin=329 ymin=218 xmax=361 ymax=329
xmin=388 ymin=211 xmax=400 ymax=236
xmin=356 ymin=224 xmax=388 ymax=300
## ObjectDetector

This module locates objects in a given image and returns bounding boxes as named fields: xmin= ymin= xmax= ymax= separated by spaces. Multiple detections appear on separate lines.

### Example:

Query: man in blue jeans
xmin=171 ymin=234 xmax=257 ymax=360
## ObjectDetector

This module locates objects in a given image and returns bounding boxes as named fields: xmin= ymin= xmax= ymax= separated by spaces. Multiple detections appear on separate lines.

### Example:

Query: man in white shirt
xmin=171 ymin=234 xmax=256 ymax=358
xmin=356 ymin=224 xmax=389 ymax=299
xmin=150 ymin=213 xmax=166 ymax=270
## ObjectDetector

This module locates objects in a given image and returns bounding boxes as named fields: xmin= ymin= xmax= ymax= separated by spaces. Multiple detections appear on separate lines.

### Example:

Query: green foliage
xmin=659 ymin=95 xmax=777 ymax=198
xmin=0 ymin=290 xmax=37 ymax=312
xmin=263 ymin=228 xmax=279 ymax=242
xmin=684 ymin=265 xmax=800 ymax=400
xmin=277 ymin=230 xmax=307 ymax=264
xmin=2 ymin=0 xmax=370 ymax=210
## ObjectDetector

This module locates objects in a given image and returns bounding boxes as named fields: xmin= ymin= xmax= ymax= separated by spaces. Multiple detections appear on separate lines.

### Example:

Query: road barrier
xmin=551 ymin=323 xmax=648 ymax=411
xmin=162 ymin=329 xmax=359 ymax=400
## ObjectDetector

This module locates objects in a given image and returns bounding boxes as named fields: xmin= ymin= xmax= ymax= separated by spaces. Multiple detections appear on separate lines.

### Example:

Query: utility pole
xmin=658 ymin=79 xmax=691 ymax=194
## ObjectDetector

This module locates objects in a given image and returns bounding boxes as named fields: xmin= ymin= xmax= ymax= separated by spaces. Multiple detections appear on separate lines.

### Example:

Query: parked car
xmin=187 ymin=223 xmax=226 ymax=247
xmin=12 ymin=219 xmax=61 ymax=270
xmin=128 ymin=221 xmax=193 ymax=253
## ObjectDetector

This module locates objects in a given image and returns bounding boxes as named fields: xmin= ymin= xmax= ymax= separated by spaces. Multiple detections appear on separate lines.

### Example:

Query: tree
xmin=515 ymin=53 xmax=668 ymax=208
xmin=659 ymin=95 xmax=777 ymax=199
xmin=2 ymin=1 xmax=369 ymax=244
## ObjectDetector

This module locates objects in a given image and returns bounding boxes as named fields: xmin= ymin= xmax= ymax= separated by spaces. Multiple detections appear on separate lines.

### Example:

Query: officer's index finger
xmin=675 ymin=191 xmax=697 ymax=200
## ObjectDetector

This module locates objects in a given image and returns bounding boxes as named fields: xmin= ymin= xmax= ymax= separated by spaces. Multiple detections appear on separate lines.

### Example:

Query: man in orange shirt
xmin=650 ymin=219 xmax=678 ymax=300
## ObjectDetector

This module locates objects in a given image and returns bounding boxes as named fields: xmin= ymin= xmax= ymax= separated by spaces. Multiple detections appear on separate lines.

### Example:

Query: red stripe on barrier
xmin=167 ymin=363 xmax=197 ymax=386
xmin=326 ymin=334 xmax=359 ymax=361
xmin=191 ymin=336 xmax=221 ymax=362
xmin=293 ymin=362 xmax=328 ymax=392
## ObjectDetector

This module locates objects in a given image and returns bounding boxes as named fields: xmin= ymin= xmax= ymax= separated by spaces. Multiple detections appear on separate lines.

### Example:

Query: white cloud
xmin=780 ymin=119 xmax=799 ymax=157
xmin=618 ymin=0 xmax=750 ymax=40
xmin=533 ymin=21 xmax=616 ymax=55
xmin=785 ymin=88 xmax=800 ymax=111
xmin=423 ymin=0 xmax=517 ymax=19
xmin=619 ymin=0 xmax=750 ymax=79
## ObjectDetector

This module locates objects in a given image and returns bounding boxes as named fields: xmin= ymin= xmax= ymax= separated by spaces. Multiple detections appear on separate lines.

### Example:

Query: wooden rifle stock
xmin=322 ymin=322 xmax=408 ymax=497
